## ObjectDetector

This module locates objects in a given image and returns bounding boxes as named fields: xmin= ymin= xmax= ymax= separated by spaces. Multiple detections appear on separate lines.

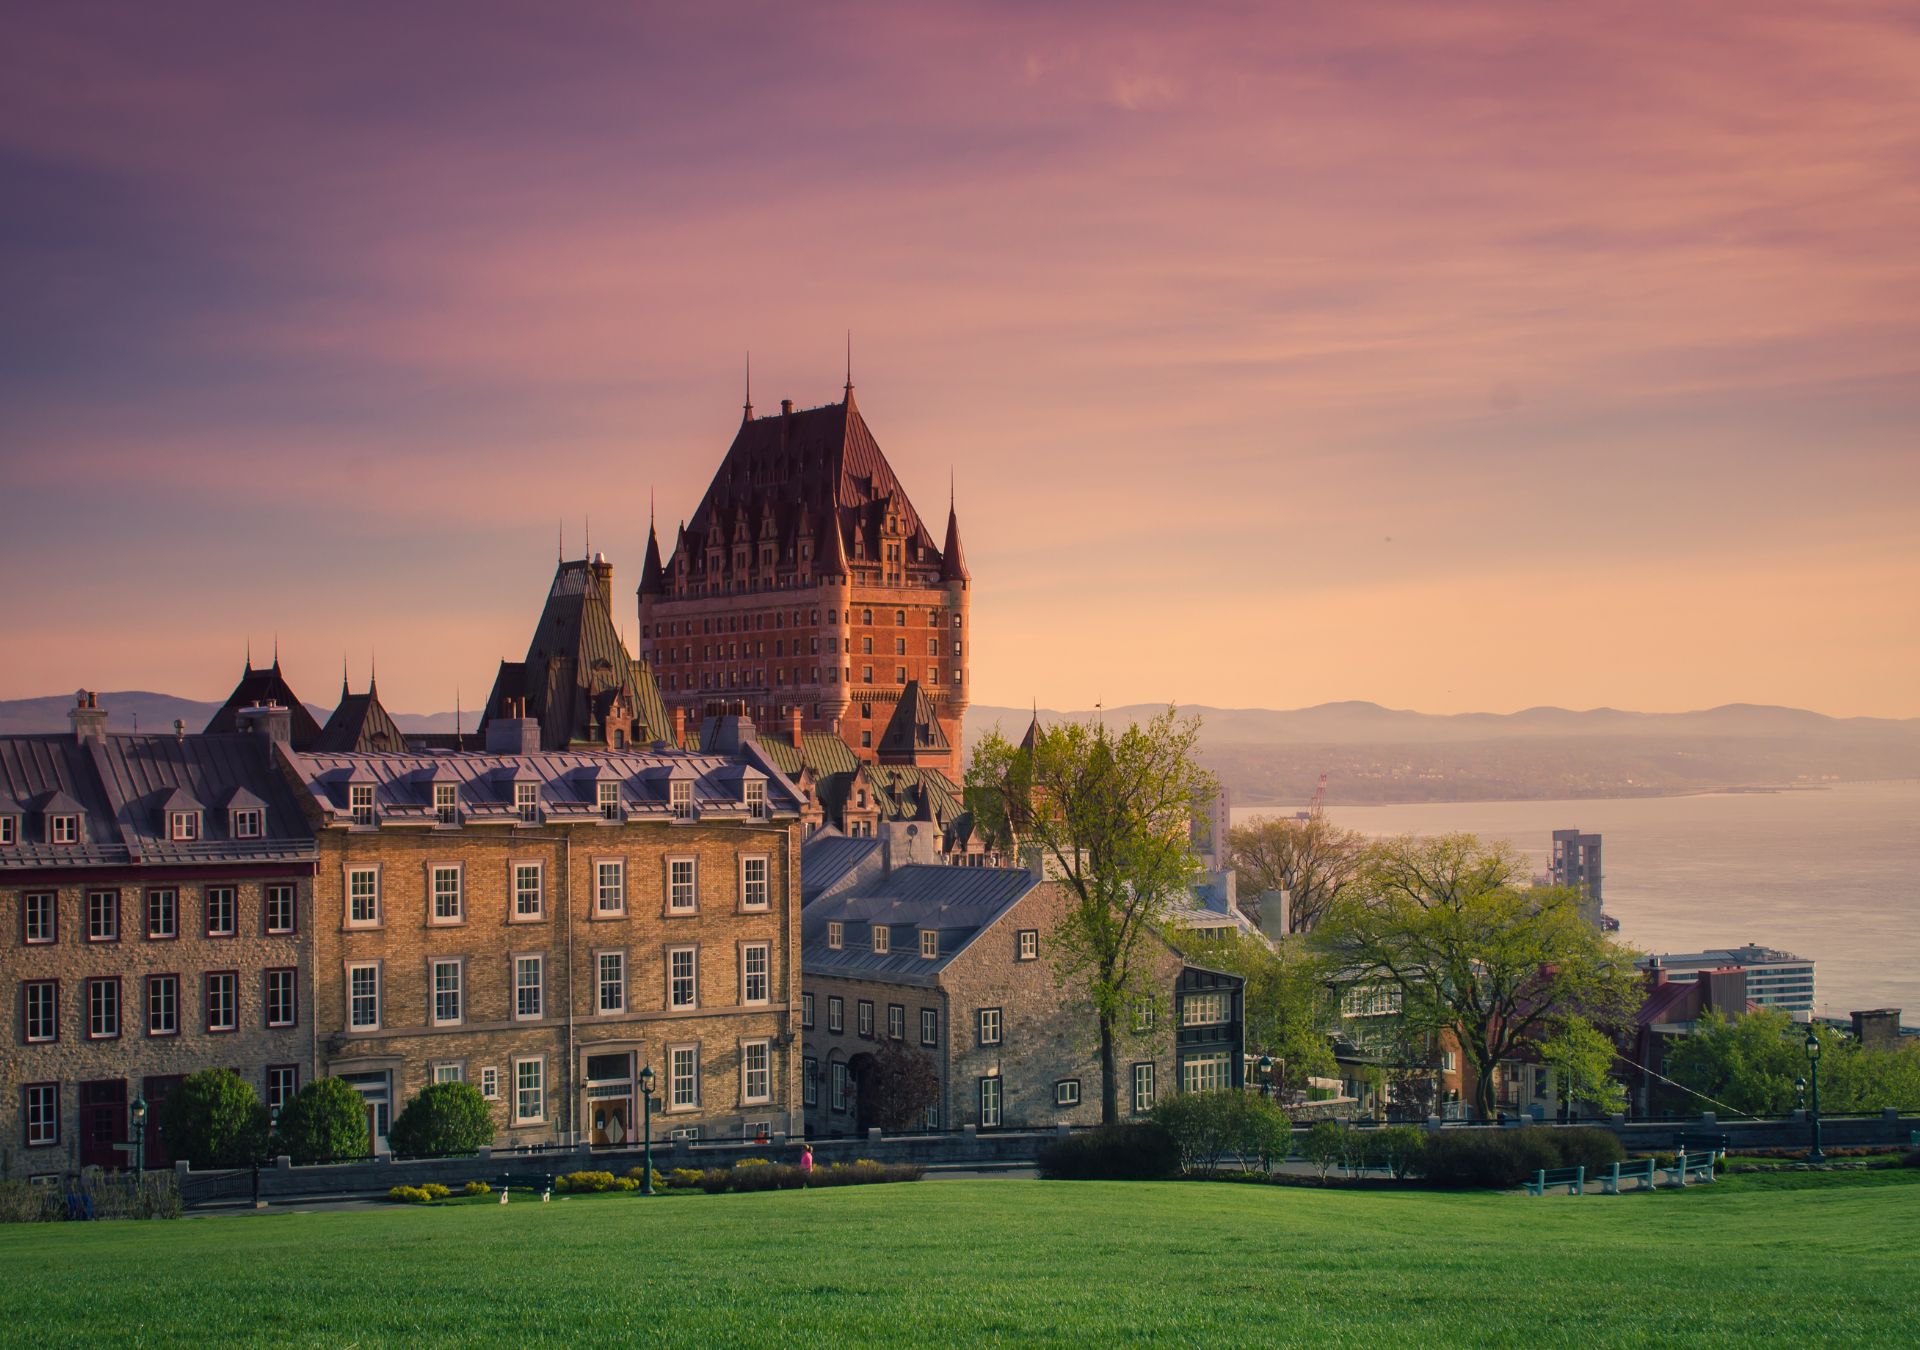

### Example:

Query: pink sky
xmin=1 ymin=2 xmax=1915 ymax=717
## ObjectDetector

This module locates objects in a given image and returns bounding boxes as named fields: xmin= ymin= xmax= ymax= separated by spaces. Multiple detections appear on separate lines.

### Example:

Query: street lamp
xmin=1802 ymin=1024 xmax=1825 ymax=1164
xmin=638 ymin=1065 xmax=657 ymax=1195
xmin=129 ymin=1095 xmax=148 ymax=1177
xmin=1256 ymin=1055 xmax=1274 ymax=1100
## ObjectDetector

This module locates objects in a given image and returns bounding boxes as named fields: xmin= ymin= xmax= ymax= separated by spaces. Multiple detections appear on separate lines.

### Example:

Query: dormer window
xmin=744 ymin=780 xmax=767 ymax=820
xmin=49 ymin=814 xmax=79 ymax=845
xmin=598 ymin=782 xmax=620 ymax=820
xmin=434 ymin=784 xmax=458 ymax=825
xmin=168 ymin=811 xmax=201 ymax=842
xmin=670 ymin=780 xmax=693 ymax=820
xmin=231 ymin=809 xmax=263 ymax=839
xmin=349 ymin=785 xmax=375 ymax=827
xmin=515 ymin=783 xmax=540 ymax=823
xmin=920 ymin=929 xmax=939 ymax=959
xmin=827 ymin=921 xmax=844 ymax=950
xmin=0 ymin=815 xmax=16 ymax=846
xmin=872 ymin=925 xmax=890 ymax=955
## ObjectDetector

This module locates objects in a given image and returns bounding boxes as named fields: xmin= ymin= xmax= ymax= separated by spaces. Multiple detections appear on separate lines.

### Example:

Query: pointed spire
xmin=368 ymin=650 xmax=377 ymax=696
xmin=940 ymin=480 xmax=970 ymax=584
xmin=271 ymin=633 xmax=280 ymax=671
xmin=245 ymin=637 xmax=253 ymax=675
xmin=843 ymin=330 xmax=855 ymax=408
xmin=558 ymin=519 xmax=564 ymax=563
xmin=816 ymin=507 xmax=850 ymax=580
xmin=743 ymin=351 xmax=754 ymax=421
xmin=341 ymin=655 xmax=350 ymax=701
xmin=584 ymin=515 xmax=591 ymax=558
xmin=639 ymin=507 xmax=667 ymax=597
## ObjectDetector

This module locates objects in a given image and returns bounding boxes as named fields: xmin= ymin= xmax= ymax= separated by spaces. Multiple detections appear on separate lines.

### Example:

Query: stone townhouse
xmin=798 ymin=831 xmax=1245 ymax=1136
xmin=284 ymin=709 xmax=808 ymax=1150
xmin=1 ymin=694 xmax=317 ymax=1180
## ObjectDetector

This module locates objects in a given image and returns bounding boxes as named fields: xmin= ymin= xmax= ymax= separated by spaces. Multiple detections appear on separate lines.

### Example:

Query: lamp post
xmin=1257 ymin=1055 xmax=1274 ymax=1101
xmin=129 ymin=1094 xmax=148 ymax=1177
xmin=638 ymin=1065 xmax=657 ymax=1195
xmin=1802 ymin=1024 xmax=1824 ymax=1164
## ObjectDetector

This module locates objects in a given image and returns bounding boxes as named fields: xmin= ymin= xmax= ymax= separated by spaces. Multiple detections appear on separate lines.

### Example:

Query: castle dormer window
xmin=744 ymin=780 xmax=767 ymax=820
xmin=49 ymin=814 xmax=79 ymax=845
xmin=349 ymin=784 xmax=376 ymax=826
xmin=231 ymin=808 xmax=264 ymax=839
xmin=670 ymin=780 xmax=693 ymax=820
xmin=598 ymin=782 xmax=620 ymax=820
xmin=434 ymin=784 xmax=458 ymax=825
xmin=0 ymin=815 xmax=16 ymax=846
xmin=168 ymin=811 xmax=201 ymax=842
xmin=515 ymin=782 xmax=540 ymax=823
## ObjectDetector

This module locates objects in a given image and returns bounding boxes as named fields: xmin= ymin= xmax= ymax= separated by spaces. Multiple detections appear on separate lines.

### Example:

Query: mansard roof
xmin=203 ymin=660 xmax=323 ymax=748
xmin=801 ymin=863 xmax=1042 ymax=985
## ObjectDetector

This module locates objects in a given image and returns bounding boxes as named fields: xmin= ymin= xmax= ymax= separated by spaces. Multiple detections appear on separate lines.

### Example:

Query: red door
xmin=80 ymin=1079 xmax=127 ymax=1171
xmin=143 ymin=1075 xmax=184 ymax=1169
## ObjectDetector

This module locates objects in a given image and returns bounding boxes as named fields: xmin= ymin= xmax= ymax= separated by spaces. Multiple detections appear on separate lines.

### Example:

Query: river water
xmin=1233 ymin=779 xmax=1920 ymax=1019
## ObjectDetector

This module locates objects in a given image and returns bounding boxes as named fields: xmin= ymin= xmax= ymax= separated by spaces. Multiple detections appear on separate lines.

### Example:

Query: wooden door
xmin=79 ymin=1078 xmax=127 ymax=1171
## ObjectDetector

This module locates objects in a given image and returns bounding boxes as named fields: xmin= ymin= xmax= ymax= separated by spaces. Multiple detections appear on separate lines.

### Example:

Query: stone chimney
xmin=237 ymin=703 xmax=292 ymax=750
xmin=1647 ymin=955 xmax=1668 ymax=987
xmin=1699 ymin=967 xmax=1747 ymax=1017
xmin=68 ymin=690 xmax=107 ymax=743
xmin=589 ymin=551 xmax=614 ymax=589
xmin=672 ymin=705 xmax=687 ymax=749
xmin=788 ymin=706 xmax=804 ymax=749
xmin=485 ymin=715 xmax=541 ymax=754
xmin=1850 ymin=1009 xmax=1902 ymax=1054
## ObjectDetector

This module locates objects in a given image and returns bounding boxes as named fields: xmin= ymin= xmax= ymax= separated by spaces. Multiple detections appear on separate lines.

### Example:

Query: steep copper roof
xmin=877 ymin=679 xmax=950 ymax=763
xmin=940 ymin=502 xmax=969 ymax=583
xmin=203 ymin=660 xmax=322 ymax=748
xmin=314 ymin=677 xmax=409 ymax=753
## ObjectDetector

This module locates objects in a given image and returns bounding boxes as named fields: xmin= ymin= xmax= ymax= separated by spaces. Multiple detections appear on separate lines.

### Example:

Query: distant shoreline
xmin=1233 ymin=778 xmax=1920 ymax=811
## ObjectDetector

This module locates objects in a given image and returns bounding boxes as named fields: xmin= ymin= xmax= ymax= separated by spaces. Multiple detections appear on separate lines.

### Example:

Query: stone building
xmin=283 ymin=708 xmax=808 ymax=1150
xmin=637 ymin=379 xmax=971 ymax=780
xmin=798 ymin=834 xmax=1245 ymax=1136
xmin=1 ymin=694 xmax=317 ymax=1180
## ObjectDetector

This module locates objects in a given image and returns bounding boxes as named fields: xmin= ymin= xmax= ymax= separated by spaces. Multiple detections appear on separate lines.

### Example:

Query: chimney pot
xmin=781 ymin=399 xmax=794 ymax=415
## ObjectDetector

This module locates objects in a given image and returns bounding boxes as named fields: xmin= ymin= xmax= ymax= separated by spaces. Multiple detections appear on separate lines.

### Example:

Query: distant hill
xmin=3 ymin=691 xmax=1913 ymax=807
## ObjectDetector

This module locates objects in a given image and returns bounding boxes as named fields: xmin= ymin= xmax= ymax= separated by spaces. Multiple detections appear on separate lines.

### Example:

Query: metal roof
xmin=801 ymin=862 xmax=1039 ymax=985
xmin=799 ymin=831 xmax=881 ymax=904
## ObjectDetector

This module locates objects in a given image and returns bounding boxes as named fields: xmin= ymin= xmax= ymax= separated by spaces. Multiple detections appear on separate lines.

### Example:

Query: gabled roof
xmin=203 ymin=660 xmax=323 ymax=747
xmin=314 ymin=678 xmax=409 ymax=753
xmin=158 ymin=785 xmax=204 ymax=813
xmin=801 ymin=863 xmax=1041 ymax=985
xmin=876 ymin=680 xmax=950 ymax=763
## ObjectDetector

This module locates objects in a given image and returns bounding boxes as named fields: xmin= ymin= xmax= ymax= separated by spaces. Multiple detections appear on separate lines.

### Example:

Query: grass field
xmin=1 ymin=1172 xmax=1914 ymax=1346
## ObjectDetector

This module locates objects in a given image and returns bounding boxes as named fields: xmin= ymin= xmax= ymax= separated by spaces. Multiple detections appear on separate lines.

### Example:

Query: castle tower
xmin=637 ymin=378 xmax=968 ymax=778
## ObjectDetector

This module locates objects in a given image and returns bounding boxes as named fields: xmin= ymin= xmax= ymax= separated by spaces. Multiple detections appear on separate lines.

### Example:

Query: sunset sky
xmin=3 ymin=2 xmax=1916 ymax=719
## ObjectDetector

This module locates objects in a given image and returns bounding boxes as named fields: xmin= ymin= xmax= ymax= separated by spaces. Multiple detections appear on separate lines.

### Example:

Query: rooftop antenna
xmin=341 ymin=654 xmax=349 ymax=699
xmin=743 ymin=351 xmax=753 ymax=420
xmin=245 ymin=637 xmax=252 ymax=673
xmin=558 ymin=519 xmax=564 ymax=563
xmin=368 ymin=649 xmax=377 ymax=695
xmin=272 ymin=632 xmax=280 ymax=669
xmin=585 ymin=516 xmax=591 ymax=558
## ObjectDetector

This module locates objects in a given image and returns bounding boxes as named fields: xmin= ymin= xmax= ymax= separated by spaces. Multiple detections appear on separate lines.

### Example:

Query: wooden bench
xmin=1525 ymin=1165 xmax=1585 ymax=1196
xmin=1661 ymin=1150 xmax=1717 ymax=1187
xmin=1601 ymin=1158 xmax=1657 ymax=1193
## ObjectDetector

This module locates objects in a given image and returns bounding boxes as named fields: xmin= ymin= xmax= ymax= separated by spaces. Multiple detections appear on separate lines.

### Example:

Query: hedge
xmin=1036 ymin=1124 xmax=1180 ymax=1180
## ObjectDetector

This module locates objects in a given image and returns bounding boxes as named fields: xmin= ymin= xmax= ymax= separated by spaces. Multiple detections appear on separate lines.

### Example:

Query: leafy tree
xmin=1539 ymin=1016 xmax=1628 ymax=1117
xmin=1311 ymin=833 xmax=1641 ymax=1120
xmin=274 ymin=1077 xmax=371 ymax=1164
xmin=159 ymin=1069 xmax=269 ymax=1167
xmin=860 ymin=1037 xmax=943 ymax=1131
xmin=387 ymin=1081 xmax=495 ymax=1157
xmin=1188 ymin=929 xmax=1337 ymax=1097
xmin=969 ymin=707 xmax=1216 ymax=1123
xmin=1664 ymin=1010 xmax=1920 ymax=1116
xmin=1227 ymin=814 xmax=1369 ymax=933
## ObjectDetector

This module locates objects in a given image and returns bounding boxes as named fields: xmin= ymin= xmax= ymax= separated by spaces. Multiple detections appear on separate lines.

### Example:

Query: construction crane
xmin=1294 ymin=772 xmax=1329 ymax=822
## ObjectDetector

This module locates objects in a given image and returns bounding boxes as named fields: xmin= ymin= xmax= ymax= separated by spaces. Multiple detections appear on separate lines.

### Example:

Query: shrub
xmin=274 ymin=1078 xmax=370 ymax=1165
xmin=463 ymin=1181 xmax=491 ymax=1196
xmin=1300 ymin=1121 xmax=1346 ymax=1183
xmin=665 ymin=1168 xmax=704 ymax=1190
xmin=1036 ymin=1124 xmax=1180 ymax=1180
xmin=387 ymin=1186 xmax=431 ymax=1204
xmin=387 ymin=1082 xmax=495 ymax=1158
xmin=736 ymin=1157 xmax=771 ymax=1167
xmin=556 ymin=1170 xmax=616 ymax=1194
xmin=1421 ymin=1129 xmax=1569 ymax=1188
xmin=420 ymin=1182 xmax=450 ymax=1200
xmin=625 ymin=1167 xmax=669 ymax=1190
xmin=1153 ymin=1093 xmax=1236 ymax=1172
xmin=1547 ymin=1127 xmax=1626 ymax=1173
xmin=159 ymin=1069 xmax=270 ymax=1169
xmin=1374 ymin=1125 xmax=1427 ymax=1180
xmin=1901 ymin=1149 xmax=1920 ymax=1169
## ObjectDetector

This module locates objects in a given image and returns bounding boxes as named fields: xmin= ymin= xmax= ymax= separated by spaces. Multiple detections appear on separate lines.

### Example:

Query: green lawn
xmin=2 ymin=1173 xmax=1914 ymax=1346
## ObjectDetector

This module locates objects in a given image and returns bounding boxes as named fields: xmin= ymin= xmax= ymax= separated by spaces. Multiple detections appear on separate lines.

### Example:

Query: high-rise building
xmin=1549 ymin=828 xmax=1603 ymax=921
xmin=637 ymin=380 xmax=969 ymax=780
xmin=1638 ymin=945 xmax=1817 ymax=1014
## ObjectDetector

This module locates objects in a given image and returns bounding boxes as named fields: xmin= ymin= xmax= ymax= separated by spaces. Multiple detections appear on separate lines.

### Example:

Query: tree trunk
xmin=1099 ymin=1014 xmax=1118 ymax=1125
xmin=1472 ymin=1051 xmax=1499 ymax=1121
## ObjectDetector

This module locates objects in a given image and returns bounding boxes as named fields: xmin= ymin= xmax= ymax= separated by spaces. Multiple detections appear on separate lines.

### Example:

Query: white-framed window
xmin=23 ymin=891 xmax=55 ymax=944
xmin=349 ymin=784 xmax=375 ymax=826
xmin=346 ymin=867 xmax=380 ymax=927
xmin=432 ymin=958 xmax=463 ymax=1026
xmin=265 ymin=883 xmax=296 ymax=934
xmin=1131 ymin=996 xmax=1157 ymax=1033
xmin=515 ymin=782 xmax=540 ymax=823
xmin=1132 ymin=1062 xmax=1156 ymax=1114
xmin=512 ymin=862 xmax=543 ymax=920
xmin=1182 ymin=1051 xmax=1232 ymax=1094
xmin=666 ymin=857 xmax=697 ymax=913
xmin=669 ymin=1045 xmax=699 ymax=1109
xmin=827 ymin=921 xmax=844 ymax=950
xmin=597 ymin=950 xmax=626 ymax=1013
xmin=1017 ymin=929 xmax=1039 ymax=961
xmin=977 ymin=1006 xmax=1002 ymax=1046
xmin=264 ymin=968 xmax=297 ymax=1027
xmin=87 ymin=976 xmax=120 ymax=1039
xmin=1056 ymin=1079 xmax=1081 ymax=1107
xmin=1181 ymin=992 xmax=1229 ymax=1027
xmin=146 ymin=888 xmax=177 ymax=940
xmin=979 ymin=1077 xmax=1002 ymax=1128
xmin=741 ymin=943 xmax=770 ymax=1005
xmin=479 ymin=1067 xmax=500 ymax=1100
xmin=920 ymin=1007 xmax=938 ymax=1046
xmin=598 ymin=782 xmax=621 ymax=820
xmin=801 ymin=992 xmax=814 ymax=1028
xmin=744 ymin=779 xmax=767 ymax=819
xmin=596 ymin=859 xmax=625 ymax=915
xmin=24 ymin=1084 xmax=58 ymax=1147
xmin=24 ymin=980 xmax=58 ymax=1042
xmin=741 ymin=1040 xmax=771 ymax=1104
xmin=0 ymin=814 xmax=15 ymax=846
xmin=514 ymin=954 xmax=544 ymax=1020
xmin=168 ymin=810 xmax=200 ymax=841
xmin=347 ymin=962 xmax=380 ymax=1029
xmin=668 ymin=946 xmax=698 ymax=1009
xmin=857 ymin=999 xmax=875 ymax=1038
xmin=803 ymin=1057 xmax=818 ymax=1107
xmin=146 ymin=974 xmax=178 ymax=1037
xmin=830 ymin=1061 xmax=848 ymax=1111
xmin=232 ymin=807 xmax=263 ymax=839
xmin=87 ymin=889 xmax=118 ymax=942
xmin=919 ymin=929 xmax=938 ymax=959
xmin=669 ymin=779 xmax=693 ymax=820
xmin=827 ymin=996 xmax=844 ymax=1033
xmin=432 ymin=1062 xmax=464 ymax=1085
xmin=431 ymin=865 xmax=463 ymax=924
xmin=740 ymin=854 xmax=770 ymax=910
xmin=1441 ymin=1050 xmax=1458 ymax=1073
xmin=434 ymin=783 xmax=458 ymax=825
xmin=49 ymin=814 xmax=79 ymax=844
xmin=205 ymin=886 xmax=237 ymax=937
xmin=513 ymin=1057 xmax=546 ymax=1124
xmin=872 ymin=925 xmax=890 ymax=955
xmin=887 ymin=1003 xmax=905 ymax=1040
